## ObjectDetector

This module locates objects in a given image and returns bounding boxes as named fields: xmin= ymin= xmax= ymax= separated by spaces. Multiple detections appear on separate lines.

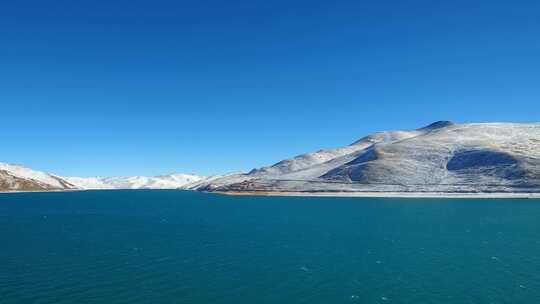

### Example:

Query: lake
xmin=1 ymin=190 xmax=540 ymax=303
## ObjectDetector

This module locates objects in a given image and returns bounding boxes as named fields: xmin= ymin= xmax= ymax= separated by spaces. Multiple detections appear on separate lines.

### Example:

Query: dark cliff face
xmin=446 ymin=149 xmax=518 ymax=170
xmin=446 ymin=149 xmax=525 ymax=180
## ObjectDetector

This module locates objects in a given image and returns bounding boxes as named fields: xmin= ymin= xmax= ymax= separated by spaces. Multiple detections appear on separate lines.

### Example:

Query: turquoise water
xmin=1 ymin=190 xmax=540 ymax=303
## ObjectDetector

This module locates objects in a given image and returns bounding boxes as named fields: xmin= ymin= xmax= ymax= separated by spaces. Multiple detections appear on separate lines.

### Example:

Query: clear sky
xmin=1 ymin=0 xmax=539 ymax=177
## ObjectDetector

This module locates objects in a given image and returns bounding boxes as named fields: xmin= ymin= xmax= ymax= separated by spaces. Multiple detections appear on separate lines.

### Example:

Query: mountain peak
xmin=420 ymin=120 xmax=455 ymax=130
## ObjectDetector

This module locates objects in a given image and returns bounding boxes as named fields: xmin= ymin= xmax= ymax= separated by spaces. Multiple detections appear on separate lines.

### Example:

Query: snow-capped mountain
xmin=3 ymin=121 xmax=539 ymax=195
xmin=0 ymin=162 xmax=227 ymax=192
xmin=196 ymin=121 xmax=540 ymax=194
xmin=0 ymin=163 xmax=77 ymax=192
xmin=66 ymin=173 xmax=212 ymax=190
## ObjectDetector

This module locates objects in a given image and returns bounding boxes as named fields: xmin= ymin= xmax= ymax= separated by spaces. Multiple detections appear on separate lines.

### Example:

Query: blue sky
xmin=1 ymin=0 xmax=539 ymax=176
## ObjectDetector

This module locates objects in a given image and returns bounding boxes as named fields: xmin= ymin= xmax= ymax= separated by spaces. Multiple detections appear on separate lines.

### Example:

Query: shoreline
xmin=215 ymin=191 xmax=540 ymax=199
xmin=0 ymin=189 xmax=82 ymax=194
xmin=1 ymin=189 xmax=540 ymax=199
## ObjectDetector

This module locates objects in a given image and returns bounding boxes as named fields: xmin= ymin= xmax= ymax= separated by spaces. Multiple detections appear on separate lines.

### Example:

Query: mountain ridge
xmin=195 ymin=121 xmax=540 ymax=194
xmin=2 ymin=121 xmax=539 ymax=195
xmin=66 ymin=173 xmax=209 ymax=190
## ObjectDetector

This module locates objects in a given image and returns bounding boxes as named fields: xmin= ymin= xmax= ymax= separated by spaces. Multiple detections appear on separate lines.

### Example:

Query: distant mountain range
xmin=0 ymin=162 xmax=231 ymax=192
xmin=2 ymin=121 xmax=540 ymax=194
xmin=65 ymin=174 xmax=206 ymax=190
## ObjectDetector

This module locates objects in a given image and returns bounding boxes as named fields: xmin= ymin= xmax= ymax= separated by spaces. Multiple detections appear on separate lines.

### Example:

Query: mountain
xmin=196 ymin=121 xmax=540 ymax=194
xmin=3 ymin=121 xmax=539 ymax=195
xmin=0 ymin=163 xmax=77 ymax=192
xmin=66 ymin=173 xmax=215 ymax=190
xmin=0 ymin=162 xmax=227 ymax=192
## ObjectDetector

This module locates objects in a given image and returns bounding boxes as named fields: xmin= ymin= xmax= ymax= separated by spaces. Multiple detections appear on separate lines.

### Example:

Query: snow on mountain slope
xmin=66 ymin=173 xmax=207 ymax=190
xmin=249 ymin=130 xmax=421 ymax=178
xmin=64 ymin=177 xmax=114 ymax=189
xmin=0 ymin=163 xmax=76 ymax=191
xmin=184 ymin=172 xmax=247 ymax=190
xmin=322 ymin=123 xmax=540 ymax=186
xmin=197 ymin=121 xmax=540 ymax=193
